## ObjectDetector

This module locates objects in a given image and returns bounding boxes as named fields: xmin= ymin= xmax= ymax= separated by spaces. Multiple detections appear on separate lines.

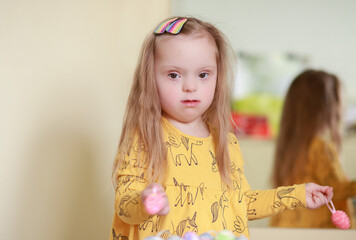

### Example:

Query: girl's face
xmin=154 ymin=34 xmax=217 ymax=125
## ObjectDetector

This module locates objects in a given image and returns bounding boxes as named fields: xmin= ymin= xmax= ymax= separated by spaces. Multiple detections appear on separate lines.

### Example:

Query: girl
xmin=270 ymin=69 xmax=356 ymax=228
xmin=110 ymin=17 xmax=333 ymax=240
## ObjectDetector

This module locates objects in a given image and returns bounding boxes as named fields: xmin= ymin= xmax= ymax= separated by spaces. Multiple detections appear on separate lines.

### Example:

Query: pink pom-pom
xmin=144 ymin=186 xmax=164 ymax=215
xmin=182 ymin=232 xmax=199 ymax=240
xmin=331 ymin=210 xmax=351 ymax=230
xmin=325 ymin=196 xmax=351 ymax=230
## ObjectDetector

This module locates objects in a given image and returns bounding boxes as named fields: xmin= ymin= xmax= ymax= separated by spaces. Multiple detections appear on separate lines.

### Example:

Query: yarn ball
xmin=182 ymin=232 xmax=199 ymax=240
xmin=331 ymin=210 xmax=351 ymax=230
xmin=144 ymin=192 xmax=164 ymax=215
xmin=215 ymin=230 xmax=236 ymax=240
xmin=199 ymin=232 xmax=215 ymax=240
xmin=236 ymin=235 xmax=249 ymax=240
xmin=143 ymin=237 xmax=163 ymax=240
xmin=167 ymin=235 xmax=183 ymax=240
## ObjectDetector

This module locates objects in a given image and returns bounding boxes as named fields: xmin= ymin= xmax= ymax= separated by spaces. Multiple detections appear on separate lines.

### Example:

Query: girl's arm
xmin=115 ymin=176 xmax=169 ymax=225
xmin=230 ymin=139 xmax=306 ymax=220
xmin=244 ymin=184 xmax=306 ymax=220
xmin=114 ymin=137 xmax=156 ymax=224
xmin=114 ymin=134 xmax=170 ymax=224
xmin=231 ymin=136 xmax=332 ymax=220
xmin=231 ymin=138 xmax=307 ymax=219
xmin=244 ymin=183 xmax=333 ymax=220
xmin=114 ymin=173 xmax=150 ymax=225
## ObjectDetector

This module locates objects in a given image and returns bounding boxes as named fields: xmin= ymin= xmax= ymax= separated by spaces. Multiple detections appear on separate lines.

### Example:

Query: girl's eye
xmin=199 ymin=72 xmax=208 ymax=79
xmin=168 ymin=73 xmax=180 ymax=79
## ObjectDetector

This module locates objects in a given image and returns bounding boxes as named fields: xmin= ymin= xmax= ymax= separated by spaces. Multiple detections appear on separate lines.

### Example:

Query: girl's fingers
xmin=313 ymin=191 xmax=327 ymax=207
xmin=160 ymin=204 xmax=170 ymax=216
xmin=326 ymin=187 xmax=334 ymax=201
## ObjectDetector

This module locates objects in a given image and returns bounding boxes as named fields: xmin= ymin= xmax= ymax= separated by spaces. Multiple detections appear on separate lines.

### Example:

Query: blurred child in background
xmin=270 ymin=69 xmax=356 ymax=228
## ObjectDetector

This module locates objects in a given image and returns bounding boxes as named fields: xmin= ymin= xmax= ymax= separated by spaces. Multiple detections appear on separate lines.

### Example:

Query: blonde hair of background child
xmin=112 ymin=17 xmax=237 ymax=188
xmin=272 ymin=69 xmax=342 ymax=186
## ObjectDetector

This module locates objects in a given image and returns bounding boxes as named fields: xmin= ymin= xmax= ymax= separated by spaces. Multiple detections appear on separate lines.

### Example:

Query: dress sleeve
xmin=310 ymin=139 xmax=356 ymax=200
xmin=231 ymin=136 xmax=307 ymax=220
xmin=244 ymin=184 xmax=306 ymax=220
xmin=114 ymin=137 xmax=151 ymax=224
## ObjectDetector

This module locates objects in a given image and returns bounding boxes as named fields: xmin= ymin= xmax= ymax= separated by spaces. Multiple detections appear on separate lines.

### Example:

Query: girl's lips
xmin=182 ymin=99 xmax=200 ymax=107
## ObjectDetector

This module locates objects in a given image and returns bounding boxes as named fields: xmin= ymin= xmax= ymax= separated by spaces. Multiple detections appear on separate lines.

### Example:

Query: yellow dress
xmin=110 ymin=118 xmax=306 ymax=239
xmin=270 ymin=137 xmax=356 ymax=228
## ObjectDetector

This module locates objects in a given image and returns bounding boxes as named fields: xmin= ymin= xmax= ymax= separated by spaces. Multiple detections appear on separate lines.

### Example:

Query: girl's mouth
xmin=182 ymin=100 xmax=200 ymax=107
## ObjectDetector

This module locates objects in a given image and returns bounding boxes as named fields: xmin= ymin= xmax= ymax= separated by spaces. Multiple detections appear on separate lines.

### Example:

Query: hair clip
xmin=154 ymin=18 xmax=188 ymax=35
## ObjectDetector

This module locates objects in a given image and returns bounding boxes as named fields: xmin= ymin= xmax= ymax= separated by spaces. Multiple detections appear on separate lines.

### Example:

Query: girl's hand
xmin=305 ymin=182 xmax=333 ymax=209
xmin=141 ymin=183 xmax=170 ymax=215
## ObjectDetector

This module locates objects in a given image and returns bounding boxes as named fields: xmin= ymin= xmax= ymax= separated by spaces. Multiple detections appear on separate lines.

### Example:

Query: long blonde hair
xmin=112 ymin=17 xmax=236 ymax=188
xmin=272 ymin=69 xmax=342 ymax=186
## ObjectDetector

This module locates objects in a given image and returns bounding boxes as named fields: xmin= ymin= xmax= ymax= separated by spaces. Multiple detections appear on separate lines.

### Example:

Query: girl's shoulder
xmin=227 ymin=132 xmax=243 ymax=155
xmin=309 ymin=136 xmax=338 ymax=163
xmin=311 ymin=136 xmax=337 ymax=152
xmin=227 ymin=132 xmax=239 ymax=145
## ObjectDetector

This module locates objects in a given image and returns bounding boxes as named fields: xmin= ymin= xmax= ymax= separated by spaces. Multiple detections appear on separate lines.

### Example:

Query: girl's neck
xmin=164 ymin=116 xmax=210 ymax=138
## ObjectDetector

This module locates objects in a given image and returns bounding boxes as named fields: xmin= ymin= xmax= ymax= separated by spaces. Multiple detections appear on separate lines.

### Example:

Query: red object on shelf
xmin=231 ymin=111 xmax=271 ymax=138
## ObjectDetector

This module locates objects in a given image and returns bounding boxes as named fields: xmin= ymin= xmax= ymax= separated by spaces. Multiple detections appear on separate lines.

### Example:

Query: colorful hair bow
xmin=154 ymin=18 xmax=188 ymax=35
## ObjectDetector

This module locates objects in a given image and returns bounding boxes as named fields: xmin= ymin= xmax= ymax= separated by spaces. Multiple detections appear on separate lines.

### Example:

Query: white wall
xmin=171 ymin=0 xmax=356 ymax=102
xmin=0 ymin=1 xmax=169 ymax=239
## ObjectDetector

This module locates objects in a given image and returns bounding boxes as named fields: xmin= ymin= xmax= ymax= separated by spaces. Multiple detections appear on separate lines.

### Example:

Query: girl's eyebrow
xmin=200 ymin=65 xmax=217 ymax=70
xmin=159 ymin=65 xmax=184 ymax=71
xmin=160 ymin=65 xmax=217 ymax=71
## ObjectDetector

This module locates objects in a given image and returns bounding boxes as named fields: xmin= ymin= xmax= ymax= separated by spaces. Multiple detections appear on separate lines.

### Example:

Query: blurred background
xmin=1 ymin=0 xmax=355 ymax=239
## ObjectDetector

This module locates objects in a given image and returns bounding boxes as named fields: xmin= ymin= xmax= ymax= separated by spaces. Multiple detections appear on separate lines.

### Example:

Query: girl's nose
xmin=182 ymin=78 xmax=197 ymax=92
